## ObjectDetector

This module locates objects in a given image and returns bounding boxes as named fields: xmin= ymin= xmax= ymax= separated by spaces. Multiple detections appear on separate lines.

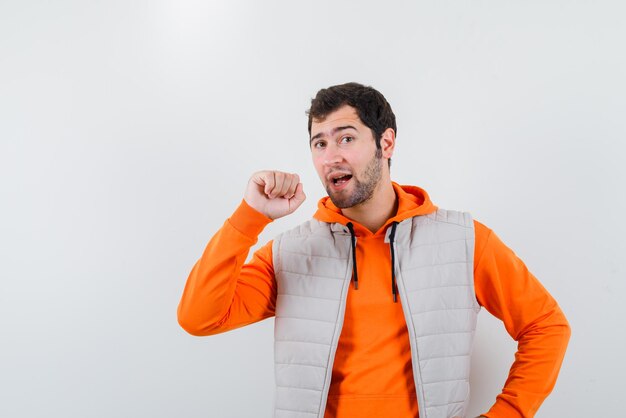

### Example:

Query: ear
xmin=380 ymin=128 xmax=396 ymax=159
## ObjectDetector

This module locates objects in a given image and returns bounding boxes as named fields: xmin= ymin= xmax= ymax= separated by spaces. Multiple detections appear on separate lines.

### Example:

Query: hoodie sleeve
xmin=177 ymin=199 xmax=277 ymax=336
xmin=473 ymin=220 xmax=571 ymax=418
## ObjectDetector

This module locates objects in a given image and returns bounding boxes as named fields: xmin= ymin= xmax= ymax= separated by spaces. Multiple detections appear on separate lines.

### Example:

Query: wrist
xmin=228 ymin=199 xmax=273 ymax=237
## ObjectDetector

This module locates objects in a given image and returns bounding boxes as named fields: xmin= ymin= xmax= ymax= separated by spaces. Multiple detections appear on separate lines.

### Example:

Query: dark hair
xmin=306 ymin=82 xmax=397 ymax=167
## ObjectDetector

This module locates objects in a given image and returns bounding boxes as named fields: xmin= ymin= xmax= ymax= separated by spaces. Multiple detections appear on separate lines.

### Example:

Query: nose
xmin=322 ymin=142 xmax=343 ymax=167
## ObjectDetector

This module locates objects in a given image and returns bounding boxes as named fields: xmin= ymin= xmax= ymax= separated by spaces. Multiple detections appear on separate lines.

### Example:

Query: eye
xmin=340 ymin=136 xmax=354 ymax=144
xmin=313 ymin=140 xmax=326 ymax=149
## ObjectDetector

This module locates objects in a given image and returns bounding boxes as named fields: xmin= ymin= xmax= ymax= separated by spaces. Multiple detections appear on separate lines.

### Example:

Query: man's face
xmin=310 ymin=105 xmax=384 ymax=208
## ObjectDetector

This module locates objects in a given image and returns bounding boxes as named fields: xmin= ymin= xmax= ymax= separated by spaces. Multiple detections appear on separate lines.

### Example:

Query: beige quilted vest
xmin=272 ymin=209 xmax=479 ymax=418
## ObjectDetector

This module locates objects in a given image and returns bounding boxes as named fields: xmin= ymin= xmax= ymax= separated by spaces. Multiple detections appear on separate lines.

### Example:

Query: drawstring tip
xmin=354 ymin=280 xmax=359 ymax=290
xmin=393 ymin=293 xmax=397 ymax=303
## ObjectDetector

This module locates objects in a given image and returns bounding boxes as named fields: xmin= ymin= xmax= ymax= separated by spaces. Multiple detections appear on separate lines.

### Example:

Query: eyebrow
xmin=310 ymin=125 xmax=358 ymax=145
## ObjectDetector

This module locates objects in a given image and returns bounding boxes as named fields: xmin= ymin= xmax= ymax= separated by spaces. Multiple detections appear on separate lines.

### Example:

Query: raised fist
xmin=244 ymin=171 xmax=306 ymax=220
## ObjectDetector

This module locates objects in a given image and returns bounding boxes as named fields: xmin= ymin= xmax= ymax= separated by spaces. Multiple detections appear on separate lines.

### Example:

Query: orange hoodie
xmin=178 ymin=182 xmax=570 ymax=418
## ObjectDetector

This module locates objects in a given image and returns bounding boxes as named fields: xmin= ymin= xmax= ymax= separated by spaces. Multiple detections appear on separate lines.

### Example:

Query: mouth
xmin=328 ymin=173 xmax=353 ymax=191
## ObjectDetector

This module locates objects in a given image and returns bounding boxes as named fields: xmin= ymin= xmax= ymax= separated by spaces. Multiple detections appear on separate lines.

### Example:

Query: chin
xmin=327 ymin=191 xmax=353 ymax=209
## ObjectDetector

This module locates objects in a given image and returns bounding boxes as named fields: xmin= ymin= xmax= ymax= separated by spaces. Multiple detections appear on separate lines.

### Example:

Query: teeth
xmin=333 ymin=175 xmax=351 ymax=185
xmin=328 ymin=172 xmax=351 ymax=186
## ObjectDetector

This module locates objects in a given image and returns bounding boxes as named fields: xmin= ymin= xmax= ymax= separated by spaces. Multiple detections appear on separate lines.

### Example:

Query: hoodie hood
xmin=313 ymin=181 xmax=438 ymax=236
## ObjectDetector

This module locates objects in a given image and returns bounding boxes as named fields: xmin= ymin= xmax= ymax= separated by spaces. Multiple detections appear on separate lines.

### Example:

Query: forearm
xmin=177 ymin=200 xmax=276 ymax=336
xmin=483 ymin=310 xmax=570 ymax=417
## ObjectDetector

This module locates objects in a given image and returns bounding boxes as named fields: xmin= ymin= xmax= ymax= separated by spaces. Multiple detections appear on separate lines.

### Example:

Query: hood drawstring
xmin=346 ymin=222 xmax=358 ymax=290
xmin=345 ymin=221 xmax=399 ymax=301
xmin=389 ymin=221 xmax=399 ymax=303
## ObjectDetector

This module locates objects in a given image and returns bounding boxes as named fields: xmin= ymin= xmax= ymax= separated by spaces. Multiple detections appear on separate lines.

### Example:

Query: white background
xmin=1 ymin=1 xmax=625 ymax=417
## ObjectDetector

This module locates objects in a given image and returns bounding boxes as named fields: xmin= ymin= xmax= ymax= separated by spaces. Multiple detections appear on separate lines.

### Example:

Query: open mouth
xmin=330 ymin=174 xmax=353 ymax=189
xmin=333 ymin=174 xmax=352 ymax=185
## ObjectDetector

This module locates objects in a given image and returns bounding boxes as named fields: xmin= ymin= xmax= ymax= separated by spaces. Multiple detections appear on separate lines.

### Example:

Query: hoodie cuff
xmin=482 ymin=399 xmax=524 ymax=418
xmin=227 ymin=199 xmax=273 ymax=239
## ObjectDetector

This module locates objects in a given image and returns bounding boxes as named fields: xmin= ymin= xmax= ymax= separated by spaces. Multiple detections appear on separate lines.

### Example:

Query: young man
xmin=177 ymin=82 xmax=570 ymax=418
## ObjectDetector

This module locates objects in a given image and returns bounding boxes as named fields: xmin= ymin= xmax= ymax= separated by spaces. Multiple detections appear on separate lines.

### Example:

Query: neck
xmin=342 ymin=179 xmax=398 ymax=233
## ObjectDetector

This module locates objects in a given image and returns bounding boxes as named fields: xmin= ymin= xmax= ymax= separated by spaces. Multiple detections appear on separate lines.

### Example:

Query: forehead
xmin=310 ymin=105 xmax=365 ymax=137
